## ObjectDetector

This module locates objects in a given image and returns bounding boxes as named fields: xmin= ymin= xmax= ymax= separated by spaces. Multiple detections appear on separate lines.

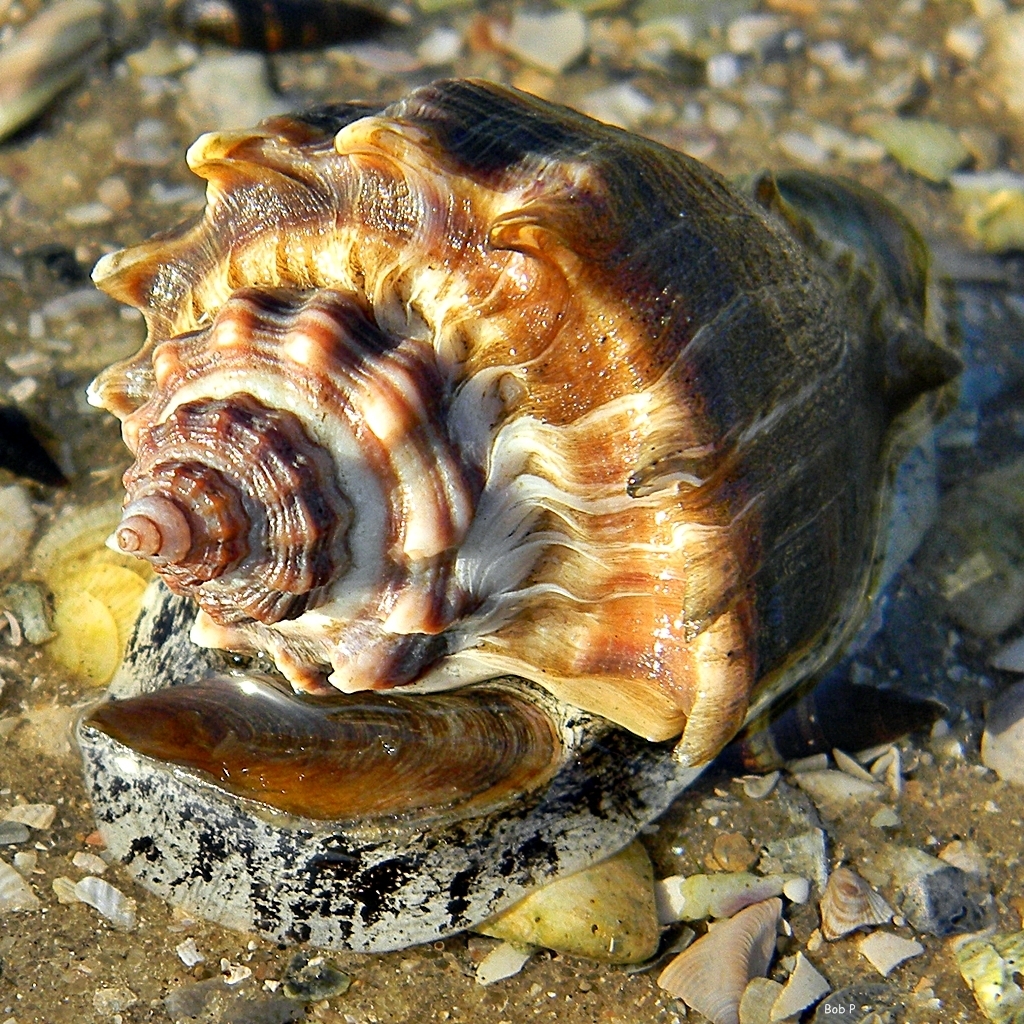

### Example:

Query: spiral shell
xmin=88 ymin=79 xmax=956 ymax=769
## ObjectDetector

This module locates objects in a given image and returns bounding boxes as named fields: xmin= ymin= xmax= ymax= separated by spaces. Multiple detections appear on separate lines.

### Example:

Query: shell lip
xmin=79 ymin=672 xmax=578 ymax=831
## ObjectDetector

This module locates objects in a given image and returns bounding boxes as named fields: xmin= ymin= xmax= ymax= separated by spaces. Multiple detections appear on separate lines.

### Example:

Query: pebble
xmin=896 ymin=863 xmax=990 ymax=937
xmin=865 ymin=116 xmax=970 ymax=182
xmin=807 ymin=40 xmax=866 ymax=81
xmin=938 ymin=840 xmax=989 ymax=878
xmin=64 ymin=202 xmax=113 ymax=226
xmin=281 ymin=952 xmax=351 ymax=1001
xmin=176 ymin=937 xmax=205 ymax=967
xmin=114 ymin=118 xmax=178 ymax=167
xmin=706 ymin=51 xmax=742 ymax=88
xmin=945 ymin=17 xmax=986 ymax=62
xmin=856 ymin=931 xmax=924 ymax=977
xmin=0 ymin=821 xmax=30 ymax=845
xmin=92 ymin=987 xmax=136 ymax=1014
xmin=0 ymin=486 xmax=36 ymax=574
xmin=739 ymin=976 xmax=783 ymax=1024
xmin=711 ymin=832 xmax=759 ymax=872
xmin=991 ymin=636 xmax=1024 ymax=673
xmin=180 ymin=54 xmax=289 ymax=132
xmin=74 ymin=876 xmax=137 ymax=930
xmin=125 ymin=37 xmax=198 ymax=77
xmin=870 ymin=807 xmax=901 ymax=829
xmin=982 ymin=681 xmax=1024 ymax=785
xmin=761 ymin=829 xmax=830 ymax=895
xmin=0 ymin=856 xmax=40 ymax=912
xmin=580 ymin=81 xmax=656 ymax=129
xmin=985 ymin=9 xmax=1024 ymax=120
xmin=3 ymin=802 xmax=56 ymax=829
xmin=12 ymin=851 xmax=36 ymax=875
xmin=52 ymin=876 xmax=81 ymax=903
xmin=503 ymin=9 xmax=588 ymax=75
xmin=726 ymin=13 xmax=786 ymax=54
xmin=475 ymin=941 xmax=536 ymax=985
xmin=72 ymin=850 xmax=108 ymax=874
xmin=706 ymin=100 xmax=743 ymax=134
xmin=416 ymin=26 xmax=462 ymax=65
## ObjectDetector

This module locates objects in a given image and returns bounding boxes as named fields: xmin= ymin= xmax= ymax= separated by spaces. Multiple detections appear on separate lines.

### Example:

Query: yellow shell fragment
xmin=477 ymin=841 xmax=659 ymax=963
xmin=32 ymin=502 xmax=152 ymax=686
xmin=956 ymin=930 xmax=1024 ymax=1024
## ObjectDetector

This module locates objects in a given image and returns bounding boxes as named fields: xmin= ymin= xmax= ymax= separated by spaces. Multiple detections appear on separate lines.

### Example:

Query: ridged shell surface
xmin=89 ymin=78 xmax=957 ymax=768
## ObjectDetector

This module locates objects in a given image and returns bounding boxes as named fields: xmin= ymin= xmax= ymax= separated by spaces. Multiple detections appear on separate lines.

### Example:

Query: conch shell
xmin=87 ymin=78 xmax=955 ymax=762
xmin=78 ymin=79 xmax=958 ymax=951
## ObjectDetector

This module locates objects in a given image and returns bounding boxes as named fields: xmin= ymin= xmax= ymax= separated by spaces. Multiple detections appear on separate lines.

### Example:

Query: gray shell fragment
xmin=78 ymin=582 xmax=705 ymax=951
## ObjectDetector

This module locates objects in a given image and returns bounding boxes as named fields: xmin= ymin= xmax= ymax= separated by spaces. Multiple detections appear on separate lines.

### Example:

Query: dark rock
xmin=282 ymin=952 xmax=352 ymax=1002
xmin=897 ymin=864 xmax=992 ymax=936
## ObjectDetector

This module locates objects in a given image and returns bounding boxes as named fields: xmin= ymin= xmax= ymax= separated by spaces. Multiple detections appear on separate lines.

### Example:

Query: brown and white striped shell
xmin=78 ymin=79 xmax=958 ymax=952
xmin=87 ymin=78 xmax=955 ymax=764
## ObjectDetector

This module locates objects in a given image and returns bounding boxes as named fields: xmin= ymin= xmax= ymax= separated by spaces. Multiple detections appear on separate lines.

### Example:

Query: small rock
xmin=726 ymin=13 xmax=786 ymax=54
xmin=856 ymin=931 xmax=924 ymax=976
xmin=870 ymin=808 xmax=900 ymax=829
xmin=93 ymin=986 xmax=136 ymax=1014
xmin=580 ymin=82 xmax=655 ymax=129
xmin=64 ymin=202 xmax=114 ymax=227
xmin=711 ymin=832 xmax=759 ymax=872
xmin=982 ymin=682 xmax=1024 ymax=785
xmin=2 ymin=582 xmax=55 ymax=645
xmin=952 ymin=172 xmax=1024 ymax=253
xmin=0 ymin=821 xmax=30 ymax=845
xmin=181 ymin=54 xmax=289 ymax=133
xmin=865 ymin=116 xmax=970 ymax=183
xmin=125 ymin=36 xmax=198 ymax=76
xmin=281 ymin=952 xmax=352 ymax=1001
xmin=503 ymin=9 xmax=588 ymax=74
xmin=52 ymin=876 xmax=81 ymax=903
xmin=761 ymin=829 xmax=829 ymax=895
xmin=945 ymin=17 xmax=986 ymax=63
xmin=706 ymin=51 xmax=742 ymax=88
xmin=3 ymin=803 xmax=56 ymax=830
xmin=72 ymin=851 xmax=108 ymax=874
xmin=12 ymin=851 xmax=36 ymax=876
xmin=896 ymin=863 xmax=990 ymax=937
xmin=475 ymin=941 xmax=536 ymax=985
xmin=416 ymin=26 xmax=462 ymax=65
xmin=0 ymin=857 xmax=40 ymax=912
xmin=992 ymin=635 xmax=1024 ymax=673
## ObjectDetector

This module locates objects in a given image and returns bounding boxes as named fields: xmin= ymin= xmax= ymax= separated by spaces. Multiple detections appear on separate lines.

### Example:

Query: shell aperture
xmin=88 ymin=79 xmax=957 ymax=776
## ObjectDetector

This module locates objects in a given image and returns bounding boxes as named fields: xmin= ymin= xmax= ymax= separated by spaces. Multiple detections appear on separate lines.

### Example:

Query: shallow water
xmin=1 ymin=1 xmax=1024 ymax=1022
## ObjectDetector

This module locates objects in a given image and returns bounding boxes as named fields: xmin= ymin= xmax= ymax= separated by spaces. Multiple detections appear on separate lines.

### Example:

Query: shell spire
xmin=90 ymin=79 xmax=957 ymax=763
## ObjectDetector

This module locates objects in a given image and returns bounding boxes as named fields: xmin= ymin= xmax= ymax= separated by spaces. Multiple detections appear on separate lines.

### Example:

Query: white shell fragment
xmin=0 ymin=857 xmax=41 ymax=912
xmin=741 ymin=772 xmax=780 ymax=800
xmin=856 ymin=931 xmax=924 ymax=976
xmin=0 ymin=485 xmax=37 ymax=573
xmin=74 ymin=875 xmax=137 ymax=930
xmin=2 ymin=802 xmax=57 ymax=830
xmin=992 ymin=635 xmax=1024 ymax=674
xmin=176 ymin=938 xmax=205 ymax=967
xmin=475 ymin=941 xmax=536 ymax=986
xmin=770 ymin=952 xmax=830 ymax=1021
xmin=657 ymin=897 xmax=782 ymax=1024
xmin=819 ymin=867 xmax=894 ymax=941
xmin=655 ymin=872 xmax=789 ymax=924
xmin=503 ymin=9 xmax=587 ymax=74
xmin=791 ymin=770 xmax=883 ymax=816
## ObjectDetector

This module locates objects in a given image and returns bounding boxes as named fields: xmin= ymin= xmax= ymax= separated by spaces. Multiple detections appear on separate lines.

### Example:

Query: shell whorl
xmin=90 ymin=79 xmax=955 ymax=760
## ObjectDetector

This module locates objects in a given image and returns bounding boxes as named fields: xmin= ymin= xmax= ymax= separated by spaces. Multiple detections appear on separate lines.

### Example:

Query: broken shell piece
xmin=792 ymin=770 xmax=884 ymax=816
xmin=739 ymin=976 xmax=784 ymax=1024
xmin=955 ymin=929 xmax=1024 ymax=1024
xmin=857 ymin=931 xmax=924 ymax=976
xmin=771 ymin=952 xmax=830 ymax=1020
xmin=477 ymin=841 xmax=658 ymax=963
xmin=2 ymin=802 xmax=57 ymax=830
xmin=0 ymin=857 xmax=40 ymax=911
xmin=655 ymin=871 xmax=789 ymax=924
xmin=657 ymin=897 xmax=782 ymax=1024
xmin=819 ymin=867 xmax=894 ymax=940
xmin=74 ymin=876 xmax=137 ymax=931
xmin=475 ymin=941 xmax=536 ymax=985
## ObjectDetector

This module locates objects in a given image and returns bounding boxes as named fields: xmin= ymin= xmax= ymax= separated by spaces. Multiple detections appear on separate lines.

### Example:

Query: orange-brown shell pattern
xmin=88 ymin=79 xmax=956 ymax=767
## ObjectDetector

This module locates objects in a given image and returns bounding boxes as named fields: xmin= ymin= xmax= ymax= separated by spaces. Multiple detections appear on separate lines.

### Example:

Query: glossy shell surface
xmin=78 ymin=79 xmax=957 ymax=952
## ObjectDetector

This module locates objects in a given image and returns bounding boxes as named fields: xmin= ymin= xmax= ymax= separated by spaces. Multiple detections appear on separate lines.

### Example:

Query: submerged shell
xmin=88 ymin=78 xmax=956 ymax=764
xmin=819 ymin=866 xmax=894 ymax=940
xmin=80 ymin=80 xmax=957 ymax=952
xmin=656 ymin=896 xmax=782 ymax=1024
